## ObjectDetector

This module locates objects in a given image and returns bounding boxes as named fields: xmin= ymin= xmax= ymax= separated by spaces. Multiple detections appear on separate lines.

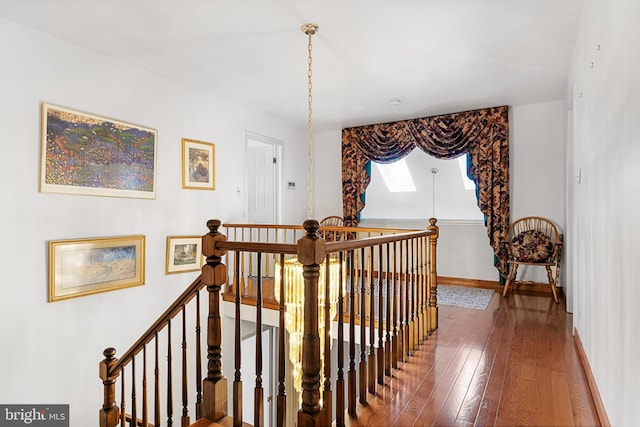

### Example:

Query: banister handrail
xmin=325 ymin=230 xmax=433 ymax=253
xmin=107 ymin=275 xmax=206 ymax=376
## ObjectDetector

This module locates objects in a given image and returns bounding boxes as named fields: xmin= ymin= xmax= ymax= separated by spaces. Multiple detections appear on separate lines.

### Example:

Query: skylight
xmin=375 ymin=159 xmax=416 ymax=192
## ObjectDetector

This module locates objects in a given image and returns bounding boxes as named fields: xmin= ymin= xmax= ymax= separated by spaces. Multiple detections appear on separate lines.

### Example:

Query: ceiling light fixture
xmin=275 ymin=23 xmax=343 ymax=404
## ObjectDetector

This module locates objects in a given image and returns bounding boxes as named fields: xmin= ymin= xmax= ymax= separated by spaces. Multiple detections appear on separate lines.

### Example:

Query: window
xmin=361 ymin=151 xmax=482 ymax=221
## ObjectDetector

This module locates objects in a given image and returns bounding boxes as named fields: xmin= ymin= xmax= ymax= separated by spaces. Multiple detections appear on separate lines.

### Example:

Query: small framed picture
xmin=182 ymin=138 xmax=215 ymax=190
xmin=166 ymin=236 xmax=203 ymax=274
xmin=48 ymin=235 xmax=145 ymax=302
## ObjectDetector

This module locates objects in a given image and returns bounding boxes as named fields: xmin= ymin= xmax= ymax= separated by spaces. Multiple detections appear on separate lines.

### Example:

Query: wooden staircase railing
xmin=99 ymin=218 xmax=439 ymax=427
xmin=99 ymin=275 xmax=207 ymax=427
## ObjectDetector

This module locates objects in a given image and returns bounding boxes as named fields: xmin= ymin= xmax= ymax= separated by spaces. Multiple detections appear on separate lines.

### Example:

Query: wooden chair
xmin=319 ymin=215 xmax=344 ymax=242
xmin=502 ymin=216 xmax=563 ymax=303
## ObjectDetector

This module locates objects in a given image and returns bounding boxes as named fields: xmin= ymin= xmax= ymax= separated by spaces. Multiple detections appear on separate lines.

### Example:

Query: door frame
xmin=245 ymin=131 xmax=283 ymax=224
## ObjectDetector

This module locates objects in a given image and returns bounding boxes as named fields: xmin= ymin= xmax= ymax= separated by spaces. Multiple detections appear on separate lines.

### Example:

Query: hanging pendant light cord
xmin=303 ymin=23 xmax=318 ymax=219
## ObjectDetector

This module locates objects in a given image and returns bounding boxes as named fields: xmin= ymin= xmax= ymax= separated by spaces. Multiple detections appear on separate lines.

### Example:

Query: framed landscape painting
xmin=40 ymin=103 xmax=158 ymax=199
xmin=48 ymin=235 xmax=145 ymax=302
xmin=165 ymin=235 xmax=203 ymax=274
xmin=182 ymin=138 xmax=215 ymax=190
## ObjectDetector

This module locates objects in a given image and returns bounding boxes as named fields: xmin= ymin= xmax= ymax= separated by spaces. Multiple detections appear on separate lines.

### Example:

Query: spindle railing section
xmin=99 ymin=218 xmax=439 ymax=427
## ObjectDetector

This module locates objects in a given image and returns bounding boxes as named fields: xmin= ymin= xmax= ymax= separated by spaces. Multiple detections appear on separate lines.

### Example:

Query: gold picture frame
xmin=165 ymin=236 xmax=203 ymax=274
xmin=48 ymin=235 xmax=145 ymax=302
xmin=182 ymin=138 xmax=215 ymax=190
xmin=40 ymin=103 xmax=158 ymax=199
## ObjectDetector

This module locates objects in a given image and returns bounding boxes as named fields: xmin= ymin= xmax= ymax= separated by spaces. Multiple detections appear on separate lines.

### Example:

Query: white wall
xmin=510 ymin=101 xmax=567 ymax=286
xmin=511 ymin=102 xmax=567 ymax=224
xmin=313 ymin=129 xmax=343 ymax=220
xmin=0 ymin=19 xmax=306 ymax=425
xmin=314 ymin=102 xmax=567 ymax=284
xmin=568 ymin=1 xmax=640 ymax=424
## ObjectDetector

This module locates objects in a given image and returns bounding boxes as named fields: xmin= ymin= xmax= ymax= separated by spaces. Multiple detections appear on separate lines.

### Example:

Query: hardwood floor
xmin=344 ymin=290 xmax=600 ymax=427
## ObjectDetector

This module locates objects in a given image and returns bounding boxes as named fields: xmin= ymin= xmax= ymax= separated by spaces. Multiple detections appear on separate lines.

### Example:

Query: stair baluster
xmin=368 ymin=247 xmax=375 ymax=395
xmin=167 ymin=319 xmax=173 ymax=426
xmin=120 ymin=365 xmax=125 ymax=427
xmin=142 ymin=345 xmax=148 ymax=427
xmin=154 ymin=334 xmax=160 ymax=426
xmin=195 ymin=292 xmax=203 ymax=419
xmin=181 ymin=305 xmax=190 ymax=427
xmin=131 ymin=357 xmax=138 ymax=425
xmin=392 ymin=241 xmax=399 ymax=369
xmin=377 ymin=245 xmax=384 ymax=385
xmin=428 ymin=218 xmax=440 ymax=333
xmin=254 ymin=253 xmax=264 ymax=427
xmin=347 ymin=249 xmax=357 ymax=416
xmin=336 ymin=251 xmax=345 ymax=427
xmin=276 ymin=253 xmax=286 ymax=427
xmin=233 ymin=250 xmax=243 ymax=427
xmin=322 ymin=254 xmax=332 ymax=420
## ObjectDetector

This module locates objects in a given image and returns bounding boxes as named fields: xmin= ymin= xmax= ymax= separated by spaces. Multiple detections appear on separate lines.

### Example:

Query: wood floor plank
xmin=532 ymin=328 xmax=555 ymax=426
xmin=494 ymin=307 xmax=524 ymax=426
xmin=551 ymin=371 xmax=575 ymax=426
xmin=473 ymin=300 xmax=513 ymax=426
xmin=473 ymin=398 xmax=500 ymax=427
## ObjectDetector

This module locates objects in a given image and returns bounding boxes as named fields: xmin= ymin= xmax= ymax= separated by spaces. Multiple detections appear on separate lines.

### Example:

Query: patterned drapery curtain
xmin=341 ymin=105 xmax=510 ymax=277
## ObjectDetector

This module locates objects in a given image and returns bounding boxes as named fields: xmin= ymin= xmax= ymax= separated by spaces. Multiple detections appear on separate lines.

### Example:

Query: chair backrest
xmin=506 ymin=216 xmax=562 ymax=263
xmin=319 ymin=216 xmax=345 ymax=242
xmin=320 ymin=215 xmax=344 ymax=227
xmin=507 ymin=216 xmax=560 ymax=244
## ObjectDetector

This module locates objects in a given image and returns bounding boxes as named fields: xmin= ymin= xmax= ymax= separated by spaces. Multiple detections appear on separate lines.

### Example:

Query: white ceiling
xmin=0 ymin=0 xmax=583 ymax=132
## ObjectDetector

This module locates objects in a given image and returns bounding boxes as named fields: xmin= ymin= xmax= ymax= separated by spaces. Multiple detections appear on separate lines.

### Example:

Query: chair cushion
xmin=511 ymin=230 xmax=554 ymax=262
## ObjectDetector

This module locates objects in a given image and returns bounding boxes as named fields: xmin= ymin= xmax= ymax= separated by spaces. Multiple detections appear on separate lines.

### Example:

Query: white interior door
xmin=247 ymin=135 xmax=279 ymax=224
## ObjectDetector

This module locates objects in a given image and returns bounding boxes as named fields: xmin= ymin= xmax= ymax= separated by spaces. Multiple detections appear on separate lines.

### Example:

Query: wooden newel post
xmin=297 ymin=219 xmax=329 ymax=427
xmin=201 ymin=219 xmax=229 ymax=421
xmin=427 ymin=218 xmax=439 ymax=333
xmin=99 ymin=347 xmax=120 ymax=427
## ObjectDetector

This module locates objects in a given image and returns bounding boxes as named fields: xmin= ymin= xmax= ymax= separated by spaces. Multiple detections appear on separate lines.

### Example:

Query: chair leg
xmin=545 ymin=265 xmax=559 ymax=304
xmin=502 ymin=264 xmax=518 ymax=298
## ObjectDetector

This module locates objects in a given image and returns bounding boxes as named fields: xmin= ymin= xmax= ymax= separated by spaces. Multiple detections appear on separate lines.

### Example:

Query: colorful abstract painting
xmin=40 ymin=103 xmax=157 ymax=199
